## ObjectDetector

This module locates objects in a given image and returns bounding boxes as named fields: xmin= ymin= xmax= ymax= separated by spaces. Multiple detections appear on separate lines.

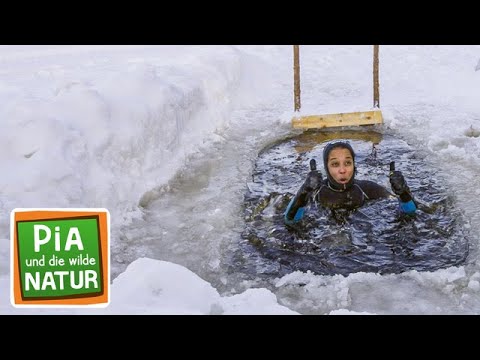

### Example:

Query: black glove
xmin=303 ymin=170 xmax=323 ymax=192
xmin=285 ymin=170 xmax=323 ymax=222
xmin=389 ymin=170 xmax=413 ymax=202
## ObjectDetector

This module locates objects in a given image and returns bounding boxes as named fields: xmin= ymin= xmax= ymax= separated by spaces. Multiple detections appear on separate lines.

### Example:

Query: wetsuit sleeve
xmin=360 ymin=180 xmax=417 ymax=215
xmin=359 ymin=180 xmax=392 ymax=200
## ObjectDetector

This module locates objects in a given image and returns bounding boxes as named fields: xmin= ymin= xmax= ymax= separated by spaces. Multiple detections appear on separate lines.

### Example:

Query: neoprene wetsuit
xmin=284 ymin=141 xmax=417 ymax=225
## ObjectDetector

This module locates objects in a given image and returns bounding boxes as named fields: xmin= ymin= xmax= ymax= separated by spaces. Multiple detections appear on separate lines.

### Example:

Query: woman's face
xmin=327 ymin=147 xmax=354 ymax=185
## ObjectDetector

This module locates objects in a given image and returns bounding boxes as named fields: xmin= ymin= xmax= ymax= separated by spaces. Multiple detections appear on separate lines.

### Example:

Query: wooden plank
xmin=293 ymin=129 xmax=383 ymax=153
xmin=292 ymin=110 xmax=383 ymax=129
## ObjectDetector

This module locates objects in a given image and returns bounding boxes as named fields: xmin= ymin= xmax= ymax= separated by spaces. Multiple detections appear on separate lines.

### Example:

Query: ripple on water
xmin=230 ymin=129 xmax=470 ymax=279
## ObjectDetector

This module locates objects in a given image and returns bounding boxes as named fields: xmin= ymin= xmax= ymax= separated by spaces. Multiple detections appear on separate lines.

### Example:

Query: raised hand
xmin=389 ymin=169 xmax=413 ymax=203
xmin=390 ymin=170 xmax=408 ymax=195
xmin=304 ymin=168 xmax=323 ymax=192
xmin=285 ymin=159 xmax=323 ymax=224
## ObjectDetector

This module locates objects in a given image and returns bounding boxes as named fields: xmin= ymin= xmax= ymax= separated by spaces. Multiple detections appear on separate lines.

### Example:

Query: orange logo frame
xmin=11 ymin=208 xmax=110 ymax=307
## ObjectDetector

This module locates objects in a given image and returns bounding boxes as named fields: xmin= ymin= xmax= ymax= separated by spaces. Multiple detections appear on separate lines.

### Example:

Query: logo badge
xmin=11 ymin=209 xmax=110 ymax=307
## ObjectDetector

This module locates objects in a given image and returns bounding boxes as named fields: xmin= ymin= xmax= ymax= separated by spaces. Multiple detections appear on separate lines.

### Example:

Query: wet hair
xmin=322 ymin=141 xmax=356 ymax=190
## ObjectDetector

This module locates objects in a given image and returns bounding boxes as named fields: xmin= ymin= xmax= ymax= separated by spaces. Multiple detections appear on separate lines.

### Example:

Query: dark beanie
xmin=322 ymin=141 xmax=356 ymax=191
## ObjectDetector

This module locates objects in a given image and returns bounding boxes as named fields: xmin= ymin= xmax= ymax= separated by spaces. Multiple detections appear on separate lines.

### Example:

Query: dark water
xmin=230 ymin=129 xmax=470 ymax=278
